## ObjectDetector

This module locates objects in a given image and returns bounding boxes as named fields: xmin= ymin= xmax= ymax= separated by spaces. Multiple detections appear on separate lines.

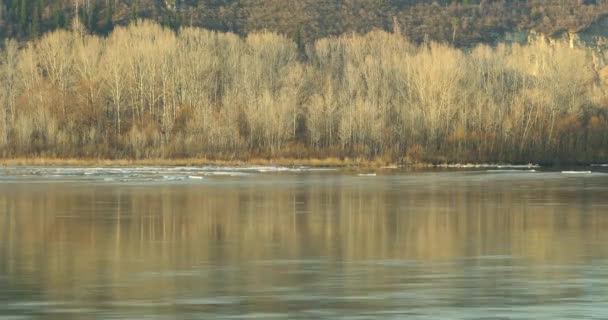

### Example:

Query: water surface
xmin=1 ymin=166 xmax=608 ymax=319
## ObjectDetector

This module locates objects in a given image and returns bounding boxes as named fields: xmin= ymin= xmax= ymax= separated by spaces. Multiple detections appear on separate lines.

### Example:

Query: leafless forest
xmin=1 ymin=20 xmax=607 ymax=163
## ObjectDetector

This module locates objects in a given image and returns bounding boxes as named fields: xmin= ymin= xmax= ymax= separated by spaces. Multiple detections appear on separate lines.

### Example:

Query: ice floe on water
xmin=358 ymin=173 xmax=377 ymax=177
xmin=0 ymin=165 xmax=338 ymax=183
xmin=496 ymin=164 xmax=540 ymax=169
xmin=205 ymin=171 xmax=251 ymax=176
xmin=562 ymin=171 xmax=593 ymax=174
xmin=486 ymin=169 xmax=537 ymax=173
xmin=442 ymin=163 xmax=541 ymax=169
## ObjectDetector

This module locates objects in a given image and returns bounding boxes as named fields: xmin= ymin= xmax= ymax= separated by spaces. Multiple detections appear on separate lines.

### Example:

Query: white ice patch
xmin=445 ymin=164 xmax=540 ymax=169
xmin=256 ymin=167 xmax=304 ymax=173
xmin=205 ymin=171 xmax=251 ymax=177
xmin=162 ymin=175 xmax=187 ymax=181
xmin=562 ymin=171 xmax=592 ymax=174
xmin=495 ymin=164 xmax=540 ymax=169
xmin=486 ymin=169 xmax=537 ymax=173
xmin=0 ymin=165 xmax=336 ymax=183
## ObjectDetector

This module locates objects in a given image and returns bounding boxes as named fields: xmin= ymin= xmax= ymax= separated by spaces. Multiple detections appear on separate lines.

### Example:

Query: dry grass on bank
xmin=0 ymin=157 xmax=392 ymax=168
xmin=0 ymin=157 xmax=549 ymax=170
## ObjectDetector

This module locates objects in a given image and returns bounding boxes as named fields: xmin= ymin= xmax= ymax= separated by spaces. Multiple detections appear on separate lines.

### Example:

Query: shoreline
xmin=0 ymin=157 xmax=598 ymax=168
xmin=0 ymin=157 xmax=384 ymax=168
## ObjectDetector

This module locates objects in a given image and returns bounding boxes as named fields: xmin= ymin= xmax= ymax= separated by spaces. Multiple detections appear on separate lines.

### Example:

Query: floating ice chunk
xmin=0 ymin=165 xmax=337 ymax=182
xmin=206 ymin=171 xmax=251 ymax=177
xmin=256 ymin=166 xmax=304 ymax=173
xmin=562 ymin=171 xmax=592 ymax=174
xmin=162 ymin=176 xmax=186 ymax=181
xmin=486 ymin=169 xmax=536 ymax=173
xmin=358 ymin=173 xmax=377 ymax=177
xmin=495 ymin=164 xmax=540 ymax=169
xmin=445 ymin=163 xmax=540 ymax=169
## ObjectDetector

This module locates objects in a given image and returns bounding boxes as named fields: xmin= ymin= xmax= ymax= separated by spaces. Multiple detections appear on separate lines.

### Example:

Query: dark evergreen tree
xmin=18 ymin=0 xmax=26 ymax=35
xmin=88 ymin=0 xmax=99 ymax=31
xmin=10 ymin=0 xmax=18 ymax=23
xmin=101 ymin=0 xmax=113 ymax=34
xmin=294 ymin=28 xmax=306 ymax=60
xmin=54 ymin=4 xmax=66 ymax=29
xmin=31 ymin=4 xmax=39 ymax=37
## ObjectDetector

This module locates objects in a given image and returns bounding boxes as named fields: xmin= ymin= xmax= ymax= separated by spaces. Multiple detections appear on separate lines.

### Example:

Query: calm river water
xmin=1 ymin=166 xmax=608 ymax=319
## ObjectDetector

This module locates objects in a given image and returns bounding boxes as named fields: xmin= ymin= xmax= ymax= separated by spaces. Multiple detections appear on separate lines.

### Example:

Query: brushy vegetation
xmin=2 ymin=0 xmax=608 ymax=46
xmin=1 ymin=20 xmax=608 ymax=164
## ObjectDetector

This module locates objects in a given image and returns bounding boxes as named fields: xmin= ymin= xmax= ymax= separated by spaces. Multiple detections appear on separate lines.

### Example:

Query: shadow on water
xmin=1 ymin=170 xmax=608 ymax=319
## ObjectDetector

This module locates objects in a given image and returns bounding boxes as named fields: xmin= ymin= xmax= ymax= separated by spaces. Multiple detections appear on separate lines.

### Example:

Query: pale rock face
xmin=502 ymin=31 xmax=529 ymax=44
xmin=500 ymin=30 xmax=552 ymax=46
xmin=574 ymin=16 xmax=608 ymax=49
xmin=501 ymin=17 xmax=608 ymax=50
xmin=164 ymin=0 xmax=176 ymax=11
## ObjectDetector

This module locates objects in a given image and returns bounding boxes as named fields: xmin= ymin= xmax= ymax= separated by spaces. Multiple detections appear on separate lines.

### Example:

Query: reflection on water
xmin=1 ymin=170 xmax=608 ymax=319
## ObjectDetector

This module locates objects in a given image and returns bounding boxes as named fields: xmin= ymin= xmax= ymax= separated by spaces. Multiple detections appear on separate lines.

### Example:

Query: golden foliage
xmin=0 ymin=21 xmax=607 ymax=164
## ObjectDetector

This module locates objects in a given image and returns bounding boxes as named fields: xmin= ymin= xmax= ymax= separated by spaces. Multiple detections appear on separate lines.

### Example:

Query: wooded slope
xmin=1 ymin=0 xmax=608 ymax=46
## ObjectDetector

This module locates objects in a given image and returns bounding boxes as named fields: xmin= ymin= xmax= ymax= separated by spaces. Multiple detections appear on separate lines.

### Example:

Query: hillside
xmin=1 ymin=0 xmax=608 ymax=46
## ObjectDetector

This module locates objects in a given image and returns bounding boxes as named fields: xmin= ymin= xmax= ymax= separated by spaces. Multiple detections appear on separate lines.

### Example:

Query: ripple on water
xmin=357 ymin=259 xmax=419 ymax=267
xmin=5 ymin=301 xmax=66 ymax=310
xmin=254 ymin=259 xmax=329 ymax=266
xmin=45 ymin=308 xmax=98 ymax=314
xmin=108 ymin=300 xmax=174 ymax=308
xmin=174 ymin=297 xmax=240 ymax=306
xmin=137 ymin=269 xmax=207 ymax=279
xmin=219 ymin=313 xmax=288 ymax=319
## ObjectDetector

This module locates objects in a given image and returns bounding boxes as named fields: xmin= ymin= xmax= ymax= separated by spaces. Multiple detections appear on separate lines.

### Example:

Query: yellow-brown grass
xmin=0 ymin=157 xmax=540 ymax=170
xmin=0 ymin=157 xmax=394 ymax=168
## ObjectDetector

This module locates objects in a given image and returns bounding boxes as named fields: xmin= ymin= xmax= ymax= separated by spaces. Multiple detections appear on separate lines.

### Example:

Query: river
xmin=1 ymin=166 xmax=607 ymax=319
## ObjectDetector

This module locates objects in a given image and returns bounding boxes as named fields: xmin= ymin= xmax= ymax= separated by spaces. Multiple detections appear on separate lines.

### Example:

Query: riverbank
xmin=0 ymin=157 xmax=388 ymax=168
xmin=2 ymin=24 xmax=608 ymax=168
xmin=0 ymin=157 xmax=556 ymax=169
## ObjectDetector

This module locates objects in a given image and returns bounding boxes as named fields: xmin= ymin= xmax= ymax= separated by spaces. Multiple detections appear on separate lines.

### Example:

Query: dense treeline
xmin=1 ymin=20 xmax=608 ymax=163
xmin=2 ymin=0 xmax=608 ymax=47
